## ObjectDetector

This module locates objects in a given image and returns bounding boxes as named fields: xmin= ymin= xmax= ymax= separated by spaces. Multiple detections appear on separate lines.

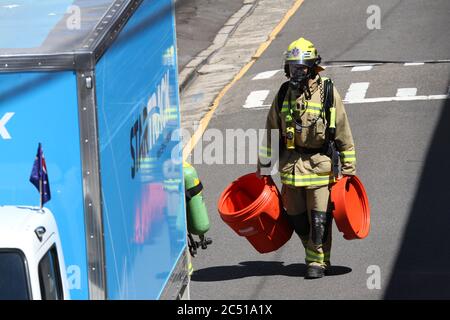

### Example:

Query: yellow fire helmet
xmin=284 ymin=37 xmax=324 ymax=72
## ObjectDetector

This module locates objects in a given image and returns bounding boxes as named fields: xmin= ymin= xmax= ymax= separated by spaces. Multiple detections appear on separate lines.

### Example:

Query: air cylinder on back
xmin=183 ymin=162 xmax=210 ymax=235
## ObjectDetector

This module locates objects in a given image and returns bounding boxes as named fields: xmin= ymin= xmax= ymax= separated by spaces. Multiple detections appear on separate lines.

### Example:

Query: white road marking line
xmin=252 ymin=70 xmax=281 ymax=80
xmin=396 ymin=88 xmax=417 ymax=97
xmin=344 ymin=82 xmax=370 ymax=101
xmin=351 ymin=65 xmax=373 ymax=72
xmin=344 ymin=94 xmax=449 ymax=104
xmin=322 ymin=60 xmax=450 ymax=69
xmin=404 ymin=62 xmax=425 ymax=66
xmin=243 ymin=90 xmax=270 ymax=108
xmin=322 ymin=64 xmax=382 ymax=69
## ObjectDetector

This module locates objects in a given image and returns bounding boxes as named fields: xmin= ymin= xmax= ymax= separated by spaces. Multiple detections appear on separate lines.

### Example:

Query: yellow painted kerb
xmin=182 ymin=0 xmax=305 ymax=160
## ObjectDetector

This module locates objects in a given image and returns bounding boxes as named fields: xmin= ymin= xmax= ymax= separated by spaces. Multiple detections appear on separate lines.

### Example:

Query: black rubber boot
xmin=305 ymin=265 xmax=325 ymax=279
xmin=324 ymin=264 xmax=332 ymax=276
xmin=286 ymin=212 xmax=310 ymax=240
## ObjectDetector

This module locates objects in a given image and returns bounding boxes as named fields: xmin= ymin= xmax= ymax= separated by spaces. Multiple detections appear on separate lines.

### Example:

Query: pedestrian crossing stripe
xmin=343 ymin=94 xmax=449 ymax=104
xmin=243 ymin=90 xmax=270 ymax=108
xmin=243 ymin=85 xmax=449 ymax=109
xmin=251 ymin=60 xmax=450 ymax=81
xmin=396 ymin=88 xmax=417 ymax=97
xmin=247 ymin=63 xmax=450 ymax=108
xmin=252 ymin=69 xmax=281 ymax=80
xmin=351 ymin=65 xmax=373 ymax=72
xmin=344 ymin=82 xmax=370 ymax=101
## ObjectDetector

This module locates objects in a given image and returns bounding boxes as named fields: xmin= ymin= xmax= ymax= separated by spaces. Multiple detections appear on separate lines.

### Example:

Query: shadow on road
xmin=384 ymin=79 xmax=450 ymax=299
xmin=191 ymin=261 xmax=351 ymax=282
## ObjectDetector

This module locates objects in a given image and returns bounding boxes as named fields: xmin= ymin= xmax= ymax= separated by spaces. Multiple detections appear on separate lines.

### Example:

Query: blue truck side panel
xmin=0 ymin=71 xmax=89 ymax=299
xmin=96 ymin=0 xmax=186 ymax=299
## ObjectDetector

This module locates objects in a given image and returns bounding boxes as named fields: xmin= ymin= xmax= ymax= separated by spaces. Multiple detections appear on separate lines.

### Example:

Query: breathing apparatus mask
xmin=288 ymin=64 xmax=312 ymax=92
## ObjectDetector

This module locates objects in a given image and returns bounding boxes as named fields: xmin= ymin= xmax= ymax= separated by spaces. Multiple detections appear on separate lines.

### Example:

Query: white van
xmin=0 ymin=206 xmax=70 ymax=300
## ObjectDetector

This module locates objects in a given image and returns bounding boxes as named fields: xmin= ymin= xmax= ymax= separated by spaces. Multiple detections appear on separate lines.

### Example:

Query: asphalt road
xmin=175 ymin=0 xmax=244 ymax=70
xmin=188 ymin=0 xmax=450 ymax=299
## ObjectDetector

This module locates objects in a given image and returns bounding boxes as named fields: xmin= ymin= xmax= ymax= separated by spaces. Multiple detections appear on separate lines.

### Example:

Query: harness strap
xmin=323 ymin=78 xmax=335 ymax=138
xmin=185 ymin=182 xmax=203 ymax=202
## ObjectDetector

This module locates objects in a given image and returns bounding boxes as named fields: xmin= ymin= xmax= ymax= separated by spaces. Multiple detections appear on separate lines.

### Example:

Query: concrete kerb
xmin=178 ymin=0 xmax=259 ymax=93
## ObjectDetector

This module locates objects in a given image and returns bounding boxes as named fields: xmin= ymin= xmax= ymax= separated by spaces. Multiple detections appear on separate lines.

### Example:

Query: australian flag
xmin=29 ymin=143 xmax=51 ymax=206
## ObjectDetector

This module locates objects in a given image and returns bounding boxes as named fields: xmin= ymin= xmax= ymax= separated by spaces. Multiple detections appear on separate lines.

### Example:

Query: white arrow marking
xmin=344 ymin=82 xmax=370 ymax=101
xmin=0 ymin=112 xmax=14 ymax=140
xmin=243 ymin=90 xmax=270 ymax=109
xmin=252 ymin=70 xmax=281 ymax=80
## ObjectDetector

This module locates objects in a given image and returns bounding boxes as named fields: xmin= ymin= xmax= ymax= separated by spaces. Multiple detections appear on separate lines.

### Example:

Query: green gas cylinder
xmin=183 ymin=162 xmax=210 ymax=235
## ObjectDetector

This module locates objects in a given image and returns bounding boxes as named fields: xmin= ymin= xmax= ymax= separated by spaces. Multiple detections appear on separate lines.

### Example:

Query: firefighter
xmin=257 ymin=37 xmax=356 ymax=279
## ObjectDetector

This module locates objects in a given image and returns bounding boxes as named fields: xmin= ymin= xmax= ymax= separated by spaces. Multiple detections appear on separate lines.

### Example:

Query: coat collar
xmin=308 ymin=75 xmax=321 ymax=95
xmin=290 ymin=75 xmax=322 ymax=101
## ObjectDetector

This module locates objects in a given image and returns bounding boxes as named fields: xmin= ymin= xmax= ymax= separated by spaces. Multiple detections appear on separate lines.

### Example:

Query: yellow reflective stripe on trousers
xmin=280 ymin=172 xmax=335 ymax=187
xmin=340 ymin=150 xmax=356 ymax=163
xmin=324 ymin=252 xmax=331 ymax=262
xmin=306 ymin=248 xmax=324 ymax=263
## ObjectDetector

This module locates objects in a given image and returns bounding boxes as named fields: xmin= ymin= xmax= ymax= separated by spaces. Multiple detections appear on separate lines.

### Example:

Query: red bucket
xmin=218 ymin=173 xmax=293 ymax=253
xmin=331 ymin=175 xmax=370 ymax=240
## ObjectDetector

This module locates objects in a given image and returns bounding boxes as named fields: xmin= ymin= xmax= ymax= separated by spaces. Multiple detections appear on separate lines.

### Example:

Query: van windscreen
xmin=0 ymin=250 xmax=31 ymax=300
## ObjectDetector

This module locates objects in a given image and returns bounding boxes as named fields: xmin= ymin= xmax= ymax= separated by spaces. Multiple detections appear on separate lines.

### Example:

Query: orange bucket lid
xmin=331 ymin=175 xmax=370 ymax=240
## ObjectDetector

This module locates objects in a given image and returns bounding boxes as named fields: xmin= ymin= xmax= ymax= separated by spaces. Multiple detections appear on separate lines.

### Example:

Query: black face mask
xmin=288 ymin=65 xmax=310 ymax=91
